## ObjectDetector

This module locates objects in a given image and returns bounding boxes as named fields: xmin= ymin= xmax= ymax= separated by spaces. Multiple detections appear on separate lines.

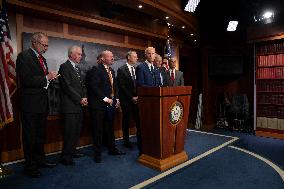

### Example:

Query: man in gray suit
xmin=167 ymin=58 xmax=184 ymax=86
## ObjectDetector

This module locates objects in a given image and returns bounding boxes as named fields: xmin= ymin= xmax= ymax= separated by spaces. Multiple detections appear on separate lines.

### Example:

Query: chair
xmin=216 ymin=92 xmax=230 ymax=129
xmin=227 ymin=93 xmax=250 ymax=132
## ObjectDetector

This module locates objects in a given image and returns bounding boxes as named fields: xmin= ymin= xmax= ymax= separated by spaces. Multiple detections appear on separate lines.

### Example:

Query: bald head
xmin=101 ymin=50 xmax=114 ymax=66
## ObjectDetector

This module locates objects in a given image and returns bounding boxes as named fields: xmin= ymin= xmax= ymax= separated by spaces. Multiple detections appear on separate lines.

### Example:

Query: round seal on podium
xmin=169 ymin=101 xmax=184 ymax=125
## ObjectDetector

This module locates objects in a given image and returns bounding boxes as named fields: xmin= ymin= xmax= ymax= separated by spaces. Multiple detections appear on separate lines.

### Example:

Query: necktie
xmin=38 ymin=54 xmax=47 ymax=75
xmin=106 ymin=67 xmax=114 ymax=97
xmin=171 ymin=70 xmax=174 ymax=81
xmin=74 ymin=65 xmax=82 ymax=81
xmin=130 ymin=66 xmax=136 ymax=88
xmin=130 ymin=66 xmax=136 ymax=80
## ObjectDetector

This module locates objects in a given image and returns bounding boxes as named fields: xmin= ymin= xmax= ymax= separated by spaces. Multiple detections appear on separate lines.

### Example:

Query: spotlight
xmin=182 ymin=26 xmax=186 ymax=29
xmin=165 ymin=16 xmax=169 ymax=19
xmin=138 ymin=5 xmax=143 ymax=9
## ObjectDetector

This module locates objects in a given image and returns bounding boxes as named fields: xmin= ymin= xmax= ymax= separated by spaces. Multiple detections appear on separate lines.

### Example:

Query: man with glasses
xmin=16 ymin=32 xmax=58 ymax=178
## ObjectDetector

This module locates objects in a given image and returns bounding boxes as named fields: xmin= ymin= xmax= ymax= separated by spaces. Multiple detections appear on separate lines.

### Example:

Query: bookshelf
xmin=256 ymin=40 xmax=284 ymax=140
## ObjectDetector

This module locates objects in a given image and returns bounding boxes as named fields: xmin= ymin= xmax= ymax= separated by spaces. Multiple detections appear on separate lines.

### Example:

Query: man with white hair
xmin=16 ymin=32 xmax=58 ymax=178
xmin=59 ymin=45 xmax=88 ymax=166
xmin=136 ymin=47 xmax=160 ymax=87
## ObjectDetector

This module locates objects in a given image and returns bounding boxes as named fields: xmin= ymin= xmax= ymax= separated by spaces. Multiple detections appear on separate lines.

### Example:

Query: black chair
xmin=227 ymin=93 xmax=250 ymax=132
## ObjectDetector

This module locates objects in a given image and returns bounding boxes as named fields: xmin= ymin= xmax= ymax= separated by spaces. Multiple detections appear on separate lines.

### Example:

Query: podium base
xmin=138 ymin=151 xmax=188 ymax=171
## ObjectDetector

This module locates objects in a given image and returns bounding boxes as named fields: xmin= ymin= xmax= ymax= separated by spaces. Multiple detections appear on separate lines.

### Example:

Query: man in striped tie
xmin=86 ymin=50 xmax=125 ymax=163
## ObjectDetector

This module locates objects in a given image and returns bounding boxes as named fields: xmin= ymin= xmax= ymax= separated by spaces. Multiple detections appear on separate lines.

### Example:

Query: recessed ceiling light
xmin=190 ymin=33 xmax=194 ymax=36
xmin=165 ymin=16 xmax=169 ymax=19
xmin=182 ymin=26 xmax=186 ymax=29
xmin=194 ymin=39 xmax=197 ymax=42
xmin=138 ymin=5 xmax=143 ymax=9
xmin=263 ymin=11 xmax=273 ymax=19
xmin=227 ymin=21 xmax=238 ymax=31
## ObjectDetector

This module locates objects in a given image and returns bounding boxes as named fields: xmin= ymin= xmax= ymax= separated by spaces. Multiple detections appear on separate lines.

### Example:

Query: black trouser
xmin=61 ymin=113 xmax=83 ymax=161
xmin=89 ymin=108 xmax=116 ymax=156
xmin=21 ymin=112 xmax=47 ymax=171
xmin=121 ymin=102 xmax=142 ymax=153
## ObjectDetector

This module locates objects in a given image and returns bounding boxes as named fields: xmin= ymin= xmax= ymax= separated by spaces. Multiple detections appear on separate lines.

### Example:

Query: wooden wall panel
xmin=128 ymin=35 xmax=148 ymax=47
xmin=68 ymin=24 xmax=125 ymax=43
xmin=23 ymin=15 xmax=63 ymax=33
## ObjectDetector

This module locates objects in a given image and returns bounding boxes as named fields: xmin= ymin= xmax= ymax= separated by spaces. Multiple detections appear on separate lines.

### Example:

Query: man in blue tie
xmin=136 ymin=47 xmax=160 ymax=87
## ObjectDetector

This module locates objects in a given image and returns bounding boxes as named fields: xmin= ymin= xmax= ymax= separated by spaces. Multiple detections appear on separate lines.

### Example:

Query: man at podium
xmin=136 ymin=47 xmax=160 ymax=87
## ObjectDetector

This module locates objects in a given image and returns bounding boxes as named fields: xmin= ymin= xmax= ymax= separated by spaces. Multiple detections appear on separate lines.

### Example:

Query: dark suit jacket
xmin=59 ymin=60 xmax=87 ymax=113
xmin=16 ymin=48 xmax=49 ymax=113
xmin=86 ymin=63 xmax=118 ymax=110
xmin=136 ymin=62 xmax=157 ymax=87
xmin=157 ymin=67 xmax=170 ymax=87
xmin=117 ymin=64 xmax=137 ymax=103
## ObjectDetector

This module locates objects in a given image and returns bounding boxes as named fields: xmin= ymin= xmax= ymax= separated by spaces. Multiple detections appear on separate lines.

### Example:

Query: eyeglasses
xmin=37 ymin=41 xmax=49 ymax=48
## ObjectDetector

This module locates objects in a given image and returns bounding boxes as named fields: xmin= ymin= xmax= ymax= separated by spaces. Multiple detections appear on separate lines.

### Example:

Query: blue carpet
xmin=145 ymin=147 xmax=284 ymax=189
xmin=0 ymin=130 xmax=283 ymax=189
xmin=213 ymin=129 xmax=284 ymax=170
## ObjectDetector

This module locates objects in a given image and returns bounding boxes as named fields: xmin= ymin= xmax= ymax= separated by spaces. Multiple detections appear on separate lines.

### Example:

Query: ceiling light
xmin=182 ymin=26 xmax=186 ymax=29
xmin=190 ymin=33 xmax=194 ymax=36
xmin=165 ymin=16 xmax=169 ymax=19
xmin=227 ymin=21 xmax=238 ymax=31
xmin=194 ymin=39 xmax=197 ymax=42
xmin=184 ymin=0 xmax=201 ymax=13
xmin=138 ymin=5 xmax=143 ymax=9
xmin=263 ymin=11 xmax=273 ymax=19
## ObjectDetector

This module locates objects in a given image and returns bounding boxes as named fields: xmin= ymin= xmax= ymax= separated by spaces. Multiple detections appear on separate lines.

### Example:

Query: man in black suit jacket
xmin=16 ymin=32 xmax=58 ymax=178
xmin=86 ymin=50 xmax=125 ymax=163
xmin=58 ymin=45 xmax=87 ymax=166
xmin=117 ymin=51 xmax=142 ymax=154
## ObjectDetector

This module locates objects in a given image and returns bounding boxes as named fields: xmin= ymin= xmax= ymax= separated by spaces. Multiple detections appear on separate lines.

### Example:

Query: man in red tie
xmin=167 ymin=58 xmax=184 ymax=86
xmin=16 ymin=32 xmax=58 ymax=178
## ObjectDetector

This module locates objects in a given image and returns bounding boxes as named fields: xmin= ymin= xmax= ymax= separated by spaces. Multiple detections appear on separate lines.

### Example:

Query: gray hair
xmin=31 ymin=32 xmax=47 ymax=43
xmin=68 ymin=45 xmax=81 ymax=57
xmin=126 ymin=50 xmax=136 ymax=60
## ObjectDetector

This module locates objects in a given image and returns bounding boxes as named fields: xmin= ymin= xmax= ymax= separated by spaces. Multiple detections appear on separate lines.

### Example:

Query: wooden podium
xmin=137 ymin=86 xmax=192 ymax=171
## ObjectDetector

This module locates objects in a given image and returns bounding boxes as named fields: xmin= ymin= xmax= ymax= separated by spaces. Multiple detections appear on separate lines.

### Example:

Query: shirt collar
xmin=31 ymin=48 xmax=40 ymax=57
xmin=145 ymin=60 xmax=153 ymax=69
xmin=68 ymin=59 xmax=77 ymax=68
xmin=126 ymin=62 xmax=134 ymax=69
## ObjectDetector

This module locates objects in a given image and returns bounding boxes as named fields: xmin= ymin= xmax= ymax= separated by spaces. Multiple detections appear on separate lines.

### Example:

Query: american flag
xmin=0 ymin=0 xmax=16 ymax=129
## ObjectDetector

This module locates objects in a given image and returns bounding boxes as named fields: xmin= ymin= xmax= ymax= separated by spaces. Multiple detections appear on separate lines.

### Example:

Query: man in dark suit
xmin=153 ymin=54 xmax=169 ymax=87
xmin=136 ymin=47 xmax=160 ymax=87
xmin=16 ymin=32 xmax=58 ymax=178
xmin=117 ymin=51 xmax=142 ymax=154
xmin=167 ymin=58 xmax=184 ymax=86
xmin=86 ymin=50 xmax=125 ymax=163
xmin=58 ymin=45 xmax=87 ymax=166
